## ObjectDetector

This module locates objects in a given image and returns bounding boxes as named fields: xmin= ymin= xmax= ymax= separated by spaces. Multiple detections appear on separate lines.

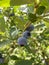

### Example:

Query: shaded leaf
xmin=28 ymin=13 xmax=37 ymax=22
xmin=36 ymin=6 xmax=46 ymax=15
xmin=10 ymin=0 xmax=34 ymax=6
xmin=15 ymin=60 xmax=33 ymax=65
xmin=10 ymin=55 xmax=19 ymax=60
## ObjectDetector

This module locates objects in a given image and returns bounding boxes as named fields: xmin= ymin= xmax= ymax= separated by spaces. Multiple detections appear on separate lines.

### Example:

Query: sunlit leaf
xmin=0 ymin=0 xmax=10 ymax=7
xmin=14 ymin=16 xmax=26 ymax=30
xmin=44 ymin=21 xmax=49 ymax=28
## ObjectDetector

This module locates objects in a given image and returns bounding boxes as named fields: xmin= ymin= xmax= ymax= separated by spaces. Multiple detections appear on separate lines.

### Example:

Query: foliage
xmin=0 ymin=0 xmax=49 ymax=65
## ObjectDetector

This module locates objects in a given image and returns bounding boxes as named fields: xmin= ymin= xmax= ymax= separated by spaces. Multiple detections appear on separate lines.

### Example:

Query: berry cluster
xmin=17 ymin=24 xmax=34 ymax=46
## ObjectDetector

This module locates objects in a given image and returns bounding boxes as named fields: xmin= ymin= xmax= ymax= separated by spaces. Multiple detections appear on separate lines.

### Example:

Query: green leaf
xmin=8 ymin=60 xmax=15 ymax=65
xmin=44 ymin=29 xmax=49 ymax=34
xmin=0 ymin=0 xmax=10 ymax=7
xmin=10 ymin=55 xmax=19 ymax=60
xmin=28 ymin=13 xmax=37 ymax=22
xmin=0 ymin=17 xmax=5 ymax=32
xmin=15 ymin=60 xmax=33 ymax=65
xmin=36 ymin=6 xmax=46 ymax=15
xmin=0 ymin=39 xmax=11 ymax=47
xmin=0 ymin=0 xmax=34 ymax=7
xmin=10 ymin=0 xmax=34 ymax=6
xmin=14 ymin=16 xmax=26 ymax=30
xmin=27 ymin=4 xmax=34 ymax=13
xmin=43 ymin=18 xmax=49 ymax=22
xmin=41 ymin=0 xmax=49 ymax=8
xmin=44 ymin=20 xmax=49 ymax=28
xmin=46 ymin=46 xmax=49 ymax=57
xmin=10 ymin=26 xmax=18 ymax=39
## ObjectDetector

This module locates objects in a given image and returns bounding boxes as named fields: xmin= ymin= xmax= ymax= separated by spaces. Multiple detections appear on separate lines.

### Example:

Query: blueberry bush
xmin=0 ymin=0 xmax=49 ymax=65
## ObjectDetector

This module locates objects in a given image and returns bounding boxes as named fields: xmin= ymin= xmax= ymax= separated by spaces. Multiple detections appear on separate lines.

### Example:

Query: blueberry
xmin=17 ymin=37 xmax=27 ymax=46
xmin=23 ymin=31 xmax=31 ymax=39
xmin=25 ymin=24 xmax=34 ymax=32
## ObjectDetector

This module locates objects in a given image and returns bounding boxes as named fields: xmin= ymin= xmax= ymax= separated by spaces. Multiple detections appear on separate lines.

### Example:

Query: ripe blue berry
xmin=25 ymin=24 xmax=34 ymax=32
xmin=17 ymin=37 xmax=27 ymax=46
xmin=23 ymin=31 xmax=31 ymax=39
